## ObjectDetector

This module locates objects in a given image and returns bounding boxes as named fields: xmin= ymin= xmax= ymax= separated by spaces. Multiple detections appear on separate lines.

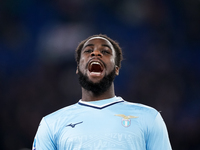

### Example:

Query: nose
xmin=90 ymin=50 xmax=102 ymax=57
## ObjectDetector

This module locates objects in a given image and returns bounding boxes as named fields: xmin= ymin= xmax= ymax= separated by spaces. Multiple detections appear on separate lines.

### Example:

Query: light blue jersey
xmin=33 ymin=96 xmax=172 ymax=150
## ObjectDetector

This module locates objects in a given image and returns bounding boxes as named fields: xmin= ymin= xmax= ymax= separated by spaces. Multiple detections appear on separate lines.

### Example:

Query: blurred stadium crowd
xmin=0 ymin=0 xmax=200 ymax=149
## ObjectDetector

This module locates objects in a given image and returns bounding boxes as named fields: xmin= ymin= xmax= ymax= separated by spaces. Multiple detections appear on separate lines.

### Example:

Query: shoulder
xmin=121 ymin=100 xmax=165 ymax=130
xmin=121 ymin=100 xmax=159 ymax=118
xmin=35 ymin=103 xmax=80 ymax=142
xmin=43 ymin=103 xmax=79 ymax=125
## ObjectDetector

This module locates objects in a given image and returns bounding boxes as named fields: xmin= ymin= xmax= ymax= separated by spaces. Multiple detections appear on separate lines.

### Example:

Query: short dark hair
xmin=75 ymin=34 xmax=123 ymax=68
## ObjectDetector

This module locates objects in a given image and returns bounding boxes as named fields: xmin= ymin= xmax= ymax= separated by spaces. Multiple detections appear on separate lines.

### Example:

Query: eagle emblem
xmin=115 ymin=114 xmax=138 ymax=127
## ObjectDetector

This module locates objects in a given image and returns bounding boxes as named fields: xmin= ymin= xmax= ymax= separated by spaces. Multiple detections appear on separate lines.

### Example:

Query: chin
xmin=78 ymin=68 xmax=116 ymax=96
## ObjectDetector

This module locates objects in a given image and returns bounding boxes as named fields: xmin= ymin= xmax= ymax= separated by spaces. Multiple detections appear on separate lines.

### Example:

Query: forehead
xmin=83 ymin=37 xmax=115 ymax=51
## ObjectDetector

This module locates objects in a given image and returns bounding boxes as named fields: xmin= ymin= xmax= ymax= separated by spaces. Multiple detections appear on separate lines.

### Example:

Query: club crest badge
xmin=115 ymin=114 xmax=138 ymax=127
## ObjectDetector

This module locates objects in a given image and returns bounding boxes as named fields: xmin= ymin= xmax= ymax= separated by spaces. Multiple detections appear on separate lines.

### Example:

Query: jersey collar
xmin=78 ymin=96 xmax=124 ymax=109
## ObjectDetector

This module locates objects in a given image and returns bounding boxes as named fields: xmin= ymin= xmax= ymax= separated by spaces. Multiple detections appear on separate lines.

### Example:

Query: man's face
xmin=76 ymin=37 xmax=119 ymax=95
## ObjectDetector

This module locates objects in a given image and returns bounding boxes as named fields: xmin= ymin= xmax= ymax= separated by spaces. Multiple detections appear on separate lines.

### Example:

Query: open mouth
xmin=88 ymin=61 xmax=104 ymax=73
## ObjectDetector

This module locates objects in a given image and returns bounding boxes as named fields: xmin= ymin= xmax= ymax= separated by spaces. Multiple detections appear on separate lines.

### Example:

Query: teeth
xmin=89 ymin=61 xmax=103 ymax=72
xmin=91 ymin=72 xmax=101 ymax=75
xmin=91 ymin=62 xmax=101 ymax=65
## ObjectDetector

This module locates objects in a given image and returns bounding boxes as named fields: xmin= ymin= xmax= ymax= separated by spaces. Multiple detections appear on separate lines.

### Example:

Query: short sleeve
xmin=32 ymin=118 xmax=56 ymax=150
xmin=146 ymin=112 xmax=172 ymax=150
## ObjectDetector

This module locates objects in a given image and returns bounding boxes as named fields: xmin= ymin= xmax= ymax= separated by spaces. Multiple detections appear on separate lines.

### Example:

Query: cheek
xmin=79 ymin=55 xmax=85 ymax=63
xmin=109 ymin=57 xmax=116 ymax=67
xmin=111 ymin=50 xmax=117 ymax=65
xmin=79 ymin=53 xmax=88 ymax=64
xmin=79 ymin=58 xmax=87 ymax=71
xmin=111 ymin=58 xmax=115 ymax=64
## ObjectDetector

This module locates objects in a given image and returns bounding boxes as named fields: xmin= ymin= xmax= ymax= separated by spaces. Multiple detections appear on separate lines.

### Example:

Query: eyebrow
xmin=102 ymin=44 xmax=112 ymax=50
xmin=83 ymin=44 xmax=94 ymax=49
xmin=83 ymin=44 xmax=112 ymax=50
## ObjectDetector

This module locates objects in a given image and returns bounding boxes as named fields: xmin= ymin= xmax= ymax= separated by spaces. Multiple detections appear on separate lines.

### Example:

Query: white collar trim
xmin=78 ymin=96 xmax=124 ymax=109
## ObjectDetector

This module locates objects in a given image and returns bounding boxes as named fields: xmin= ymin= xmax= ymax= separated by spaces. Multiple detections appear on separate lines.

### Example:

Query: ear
xmin=115 ymin=66 xmax=119 ymax=75
xmin=76 ymin=66 xmax=79 ymax=74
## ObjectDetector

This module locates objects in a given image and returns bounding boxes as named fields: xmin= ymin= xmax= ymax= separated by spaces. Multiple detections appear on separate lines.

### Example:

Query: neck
xmin=81 ymin=83 xmax=115 ymax=102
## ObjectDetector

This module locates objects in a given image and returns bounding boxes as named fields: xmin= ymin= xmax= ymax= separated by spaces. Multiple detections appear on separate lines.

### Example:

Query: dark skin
xmin=76 ymin=38 xmax=119 ymax=102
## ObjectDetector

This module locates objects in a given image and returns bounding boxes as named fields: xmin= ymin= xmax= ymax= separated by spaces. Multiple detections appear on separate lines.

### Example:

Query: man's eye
xmin=101 ymin=50 xmax=110 ymax=54
xmin=84 ymin=49 xmax=93 ymax=53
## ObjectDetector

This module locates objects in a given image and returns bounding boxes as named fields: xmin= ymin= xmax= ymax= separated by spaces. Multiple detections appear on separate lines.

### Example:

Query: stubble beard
xmin=77 ymin=68 xmax=116 ymax=97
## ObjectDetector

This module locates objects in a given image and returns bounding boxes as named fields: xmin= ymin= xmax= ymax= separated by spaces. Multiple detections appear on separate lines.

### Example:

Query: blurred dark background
xmin=0 ymin=0 xmax=200 ymax=149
